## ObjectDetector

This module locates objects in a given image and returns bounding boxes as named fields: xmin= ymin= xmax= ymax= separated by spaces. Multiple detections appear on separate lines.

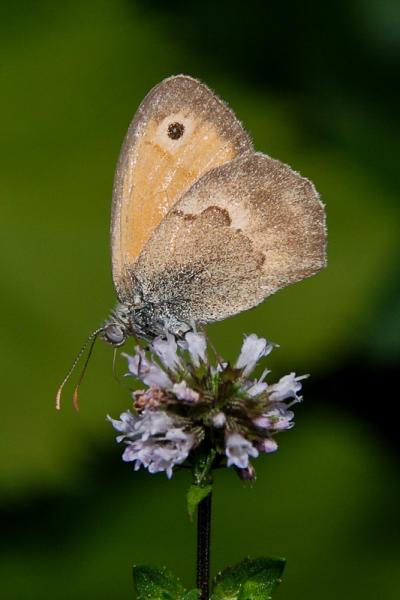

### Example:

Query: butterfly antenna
xmin=55 ymin=327 xmax=104 ymax=411
xmin=72 ymin=329 xmax=104 ymax=411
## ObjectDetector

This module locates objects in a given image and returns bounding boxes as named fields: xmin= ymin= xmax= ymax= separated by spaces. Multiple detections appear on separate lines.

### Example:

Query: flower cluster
xmin=108 ymin=332 xmax=305 ymax=481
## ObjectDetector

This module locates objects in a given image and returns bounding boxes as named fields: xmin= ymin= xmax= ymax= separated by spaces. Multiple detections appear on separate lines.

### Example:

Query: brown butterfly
xmin=56 ymin=75 xmax=326 ymax=408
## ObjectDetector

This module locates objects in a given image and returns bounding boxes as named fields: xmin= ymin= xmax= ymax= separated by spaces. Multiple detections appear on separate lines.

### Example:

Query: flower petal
xmin=110 ymin=406 xmax=195 ymax=479
xmin=123 ymin=349 xmax=172 ymax=388
xmin=211 ymin=412 xmax=226 ymax=428
xmin=246 ymin=381 xmax=268 ymax=397
xmin=151 ymin=334 xmax=183 ymax=373
xmin=268 ymin=373 xmax=306 ymax=403
xmin=134 ymin=409 xmax=173 ymax=439
xmin=107 ymin=411 xmax=138 ymax=437
xmin=184 ymin=331 xmax=208 ymax=367
xmin=258 ymin=438 xmax=278 ymax=453
xmin=225 ymin=432 xmax=259 ymax=469
xmin=172 ymin=381 xmax=199 ymax=403
xmin=235 ymin=334 xmax=274 ymax=376
xmin=254 ymin=406 xmax=295 ymax=432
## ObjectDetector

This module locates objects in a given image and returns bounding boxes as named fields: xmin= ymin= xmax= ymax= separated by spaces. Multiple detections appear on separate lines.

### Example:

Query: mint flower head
xmin=108 ymin=332 xmax=306 ymax=482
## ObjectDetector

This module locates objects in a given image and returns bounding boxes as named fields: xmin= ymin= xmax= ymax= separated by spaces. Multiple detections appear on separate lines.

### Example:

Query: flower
xmin=122 ymin=433 xmax=194 ymax=479
xmin=123 ymin=348 xmax=172 ymax=388
xmin=152 ymin=333 xmax=183 ymax=373
xmin=172 ymin=381 xmax=199 ymax=403
xmin=108 ymin=409 xmax=195 ymax=479
xmin=268 ymin=373 xmax=306 ymax=403
xmin=133 ymin=387 xmax=168 ymax=411
xmin=183 ymin=331 xmax=207 ymax=367
xmin=211 ymin=412 xmax=226 ymax=428
xmin=107 ymin=411 xmax=137 ymax=441
xmin=132 ymin=409 xmax=173 ymax=440
xmin=225 ymin=433 xmax=259 ymax=469
xmin=258 ymin=438 xmax=278 ymax=453
xmin=235 ymin=334 xmax=274 ymax=376
xmin=246 ymin=381 xmax=268 ymax=397
xmin=253 ymin=405 xmax=295 ymax=432
xmin=109 ymin=332 xmax=305 ymax=481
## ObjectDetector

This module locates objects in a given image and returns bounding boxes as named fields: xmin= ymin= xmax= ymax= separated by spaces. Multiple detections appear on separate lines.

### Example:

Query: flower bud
xmin=258 ymin=438 xmax=278 ymax=453
xmin=212 ymin=412 xmax=226 ymax=428
xmin=235 ymin=464 xmax=256 ymax=481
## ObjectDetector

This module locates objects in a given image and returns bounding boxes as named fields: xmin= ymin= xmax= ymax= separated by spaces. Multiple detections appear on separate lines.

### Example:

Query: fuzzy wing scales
xmin=133 ymin=152 xmax=326 ymax=325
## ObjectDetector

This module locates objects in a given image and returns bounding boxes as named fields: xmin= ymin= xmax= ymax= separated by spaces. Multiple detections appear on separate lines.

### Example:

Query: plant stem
xmin=197 ymin=492 xmax=212 ymax=600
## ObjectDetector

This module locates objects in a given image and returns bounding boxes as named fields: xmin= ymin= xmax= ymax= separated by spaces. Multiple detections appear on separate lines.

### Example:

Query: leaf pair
xmin=132 ymin=565 xmax=199 ymax=600
xmin=212 ymin=558 xmax=285 ymax=600
xmin=133 ymin=557 xmax=285 ymax=600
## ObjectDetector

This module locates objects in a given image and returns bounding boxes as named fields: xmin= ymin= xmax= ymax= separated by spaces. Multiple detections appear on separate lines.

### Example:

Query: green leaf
xmin=187 ymin=484 xmax=212 ymax=519
xmin=183 ymin=590 xmax=201 ymax=600
xmin=212 ymin=557 xmax=285 ymax=600
xmin=132 ymin=565 xmax=186 ymax=600
xmin=192 ymin=448 xmax=216 ymax=487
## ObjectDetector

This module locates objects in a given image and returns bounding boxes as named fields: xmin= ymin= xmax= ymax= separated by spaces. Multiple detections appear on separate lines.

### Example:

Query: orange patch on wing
xmin=116 ymin=117 xmax=237 ymax=276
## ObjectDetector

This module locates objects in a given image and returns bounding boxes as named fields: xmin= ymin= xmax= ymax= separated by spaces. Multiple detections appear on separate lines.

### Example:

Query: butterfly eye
xmin=104 ymin=324 xmax=126 ymax=346
xmin=167 ymin=122 xmax=185 ymax=140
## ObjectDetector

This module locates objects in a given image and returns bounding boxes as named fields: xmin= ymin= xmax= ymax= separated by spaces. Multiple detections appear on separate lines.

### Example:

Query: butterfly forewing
xmin=134 ymin=152 xmax=326 ymax=325
xmin=111 ymin=75 xmax=252 ymax=301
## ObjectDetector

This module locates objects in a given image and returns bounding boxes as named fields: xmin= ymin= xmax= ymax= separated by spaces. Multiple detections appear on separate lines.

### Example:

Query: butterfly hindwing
xmin=133 ymin=152 xmax=326 ymax=325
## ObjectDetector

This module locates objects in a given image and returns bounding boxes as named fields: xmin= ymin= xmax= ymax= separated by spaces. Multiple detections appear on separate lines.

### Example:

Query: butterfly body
xmin=104 ymin=295 xmax=192 ymax=345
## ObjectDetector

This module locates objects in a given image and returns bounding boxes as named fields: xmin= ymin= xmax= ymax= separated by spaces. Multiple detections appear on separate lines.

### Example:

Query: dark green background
xmin=1 ymin=1 xmax=399 ymax=598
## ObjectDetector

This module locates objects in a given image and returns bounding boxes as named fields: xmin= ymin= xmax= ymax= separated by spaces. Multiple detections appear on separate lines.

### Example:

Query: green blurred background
xmin=1 ymin=1 xmax=399 ymax=598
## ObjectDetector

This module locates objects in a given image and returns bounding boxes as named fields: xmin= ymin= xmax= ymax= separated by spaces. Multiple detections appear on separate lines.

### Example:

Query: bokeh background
xmin=1 ymin=1 xmax=399 ymax=598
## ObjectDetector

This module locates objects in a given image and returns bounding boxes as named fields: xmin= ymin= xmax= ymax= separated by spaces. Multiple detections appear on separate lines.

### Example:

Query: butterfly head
xmin=102 ymin=301 xmax=159 ymax=345
xmin=103 ymin=297 xmax=193 ymax=344
xmin=102 ymin=303 xmax=132 ymax=347
xmin=103 ymin=322 xmax=127 ymax=347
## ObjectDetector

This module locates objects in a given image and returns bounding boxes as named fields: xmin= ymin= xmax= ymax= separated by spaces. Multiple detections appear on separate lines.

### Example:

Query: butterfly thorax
xmin=102 ymin=300 xmax=192 ymax=346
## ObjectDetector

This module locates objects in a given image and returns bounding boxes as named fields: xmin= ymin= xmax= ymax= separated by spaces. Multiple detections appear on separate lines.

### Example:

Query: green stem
xmin=197 ymin=492 xmax=212 ymax=600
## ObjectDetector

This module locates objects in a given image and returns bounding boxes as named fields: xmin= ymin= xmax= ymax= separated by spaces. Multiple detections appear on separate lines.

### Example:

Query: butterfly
xmin=56 ymin=75 xmax=326 ymax=408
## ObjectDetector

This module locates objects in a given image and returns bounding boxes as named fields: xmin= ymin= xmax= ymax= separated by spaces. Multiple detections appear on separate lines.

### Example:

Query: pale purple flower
xmin=246 ymin=381 xmax=268 ymax=397
xmin=243 ymin=366 xmax=270 ymax=396
xmin=235 ymin=334 xmax=274 ymax=376
xmin=212 ymin=412 xmax=226 ymax=428
xmin=108 ymin=409 xmax=194 ymax=478
xmin=152 ymin=333 xmax=183 ymax=373
xmin=122 ymin=439 xmax=150 ymax=464
xmin=133 ymin=409 xmax=173 ymax=440
xmin=109 ymin=331 xmax=306 ymax=481
xmin=107 ymin=411 xmax=136 ymax=438
xmin=268 ymin=373 xmax=306 ymax=403
xmin=123 ymin=348 xmax=172 ymax=388
xmin=258 ymin=438 xmax=278 ymax=453
xmin=225 ymin=432 xmax=259 ymax=469
xmin=254 ymin=404 xmax=295 ymax=431
xmin=172 ymin=381 xmax=199 ymax=403
xmin=107 ymin=409 xmax=171 ymax=441
xmin=121 ymin=433 xmax=193 ymax=479
xmin=184 ymin=331 xmax=208 ymax=367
